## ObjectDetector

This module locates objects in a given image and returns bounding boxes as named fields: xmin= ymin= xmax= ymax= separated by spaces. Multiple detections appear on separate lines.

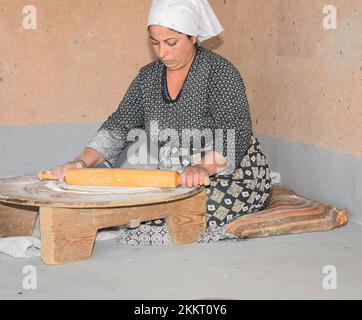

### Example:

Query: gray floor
xmin=1 ymin=221 xmax=361 ymax=300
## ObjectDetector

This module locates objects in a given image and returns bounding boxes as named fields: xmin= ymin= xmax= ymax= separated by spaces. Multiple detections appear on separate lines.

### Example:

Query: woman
xmin=49 ymin=0 xmax=272 ymax=245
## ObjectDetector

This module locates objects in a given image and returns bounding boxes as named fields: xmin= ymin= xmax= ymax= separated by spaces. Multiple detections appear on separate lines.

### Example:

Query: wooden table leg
xmin=0 ymin=202 xmax=38 ymax=237
xmin=40 ymin=207 xmax=98 ymax=265
xmin=166 ymin=189 xmax=207 ymax=245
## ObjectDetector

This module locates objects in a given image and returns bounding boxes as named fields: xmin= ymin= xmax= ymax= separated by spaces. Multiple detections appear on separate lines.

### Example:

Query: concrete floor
xmin=1 ymin=221 xmax=361 ymax=300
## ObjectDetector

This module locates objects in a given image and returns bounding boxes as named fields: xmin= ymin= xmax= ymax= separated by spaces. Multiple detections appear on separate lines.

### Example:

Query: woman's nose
xmin=159 ymin=44 xmax=168 ymax=59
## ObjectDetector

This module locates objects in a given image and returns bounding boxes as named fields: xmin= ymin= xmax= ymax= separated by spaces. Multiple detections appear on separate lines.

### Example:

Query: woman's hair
xmin=186 ymin=35 xmax=200 ymax=47
xmin=148 ymin=26 xmax=199 ymax=46
xmin=147 ymin=26 xmax=197 ymax=40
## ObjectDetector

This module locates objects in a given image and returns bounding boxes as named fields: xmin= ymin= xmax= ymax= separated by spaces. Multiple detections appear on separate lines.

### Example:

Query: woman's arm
xmin=207 ymin=57 xmax=252 ymax=174
xmin=74 ymin=148 xmax=105 ymax=167
xmin=199 ymin=150 xmax=228 ymax=176
xmin=48 ymin=148 xmax=105 ymax=181
xmin=181 ymin=58 xmax=252 ymax=187
xmin=180 ymin=150 xmax=228 ymax=187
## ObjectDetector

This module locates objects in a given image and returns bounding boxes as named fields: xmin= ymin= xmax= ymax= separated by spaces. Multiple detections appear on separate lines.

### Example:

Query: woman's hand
xmin=180 ymin=165 xmax=210 ymax=188
xmin=48 ymin=160 xmax=87 ymax=182
xmin=46 ymin=149 xmax=104 ymax=182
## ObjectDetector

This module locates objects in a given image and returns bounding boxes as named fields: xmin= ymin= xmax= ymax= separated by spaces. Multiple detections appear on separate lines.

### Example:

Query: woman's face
xmin=148 ymin=25 xmax=197 ymax=71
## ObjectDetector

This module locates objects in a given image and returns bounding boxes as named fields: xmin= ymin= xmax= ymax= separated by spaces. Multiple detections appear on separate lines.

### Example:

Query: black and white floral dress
xmin=87 ymin=46 xmax=272 ymax=245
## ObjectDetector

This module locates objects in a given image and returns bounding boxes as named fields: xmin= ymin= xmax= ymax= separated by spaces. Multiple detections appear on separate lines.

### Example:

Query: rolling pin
xmin=38 ymin=168 xmax=210 ymax=188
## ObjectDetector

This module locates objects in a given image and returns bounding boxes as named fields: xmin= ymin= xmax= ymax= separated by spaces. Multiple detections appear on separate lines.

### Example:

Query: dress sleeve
xmin=87 ymin=70 xmax=144 ymax=167
xmin=207 ymin=58 xmax=252 ymax=174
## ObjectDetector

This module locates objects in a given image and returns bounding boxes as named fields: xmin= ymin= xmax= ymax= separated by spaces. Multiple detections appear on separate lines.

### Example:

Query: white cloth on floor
xmin=0 ymin=237 xmax=41 ymax=259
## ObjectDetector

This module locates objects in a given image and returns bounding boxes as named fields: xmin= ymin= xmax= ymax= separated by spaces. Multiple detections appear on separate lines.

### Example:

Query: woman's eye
xmin=168 ymin=42 xmax=177 ymax=46
xmin=152 ymin=42 xmax=158 ymax=46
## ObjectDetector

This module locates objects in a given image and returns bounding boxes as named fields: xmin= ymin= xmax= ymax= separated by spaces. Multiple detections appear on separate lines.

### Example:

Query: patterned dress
xmin=87 ymin=46 xmax=272 ymax=245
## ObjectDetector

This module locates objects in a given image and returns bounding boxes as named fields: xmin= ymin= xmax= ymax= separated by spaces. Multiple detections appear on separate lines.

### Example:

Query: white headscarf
xmin=147 ymin=0 xmax=224 ymax=44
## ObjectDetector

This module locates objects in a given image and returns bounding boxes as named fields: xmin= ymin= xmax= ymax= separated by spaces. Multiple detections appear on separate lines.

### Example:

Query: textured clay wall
xmin=1 ymin=0 xmax=361 ymax=157
xmin=222 ymin=0 xmax=362 ymax=158
xmin=0 ymin=0 xmax=152 ymax=124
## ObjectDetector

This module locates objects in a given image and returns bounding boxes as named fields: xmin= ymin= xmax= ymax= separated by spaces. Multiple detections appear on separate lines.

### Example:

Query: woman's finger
xmin=186 ymin=172 xmax=194 ymax=188
xmin=193 ymin=171 xmax=200 ymax=187
xmin=198 ymin=171 xmax=205 ymax=185
xmin=55 ymin=165 xmax=68 ymax=182
xmin=61 ymin=163 xmax=74 ymax=181
xmin=181 ymin=171 xmax=187 ymax=187
xmin=52 ymin=167 xmax=62 ymax=180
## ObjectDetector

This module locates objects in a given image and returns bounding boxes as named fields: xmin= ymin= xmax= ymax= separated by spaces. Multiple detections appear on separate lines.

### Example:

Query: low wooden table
xmin=0 ymin=175 xmax=206 ymax=265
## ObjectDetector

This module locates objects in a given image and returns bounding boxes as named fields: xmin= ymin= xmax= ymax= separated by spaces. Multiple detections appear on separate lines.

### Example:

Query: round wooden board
xmin=0 ymin=175 xmax=203 ymax=208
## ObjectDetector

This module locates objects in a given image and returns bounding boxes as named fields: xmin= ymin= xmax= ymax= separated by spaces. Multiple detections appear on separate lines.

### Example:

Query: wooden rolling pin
xmin=38 ymin=168 xmax=210 ymax=188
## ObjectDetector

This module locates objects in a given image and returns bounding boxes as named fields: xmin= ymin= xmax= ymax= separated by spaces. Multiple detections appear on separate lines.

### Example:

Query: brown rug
xmin=226 ymin=185 xmax=349 ymax=238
